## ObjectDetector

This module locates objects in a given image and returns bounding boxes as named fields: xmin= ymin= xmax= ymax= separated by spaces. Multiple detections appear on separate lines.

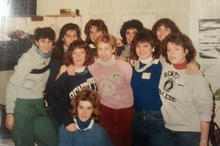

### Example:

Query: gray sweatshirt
xmin=6 ymin=45 xmax=51 ymax=113
xmin=159 ymin=64 xmax=213 ymax=132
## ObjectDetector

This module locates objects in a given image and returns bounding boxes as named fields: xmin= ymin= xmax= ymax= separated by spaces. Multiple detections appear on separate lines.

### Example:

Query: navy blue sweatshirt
xmin=131 ymin=60 xmax=162 ymax=111
xmin=50 ymin=67 xmax=97 ymax=126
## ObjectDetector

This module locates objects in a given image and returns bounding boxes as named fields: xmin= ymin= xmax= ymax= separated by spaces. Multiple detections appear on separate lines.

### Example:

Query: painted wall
xmin=1 ymin=0 xmax=220 ymax=124
xmin=189 ymin=0 xmax=220 ymax=125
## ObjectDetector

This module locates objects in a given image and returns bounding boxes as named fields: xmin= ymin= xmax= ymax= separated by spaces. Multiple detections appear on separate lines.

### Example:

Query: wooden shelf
xmin=45 ymin=14 xmax=80 ymax=17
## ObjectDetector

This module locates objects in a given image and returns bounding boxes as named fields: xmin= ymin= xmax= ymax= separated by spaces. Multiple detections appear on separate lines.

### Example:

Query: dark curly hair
xmin=120 ymin=19 xmax=144 ymax=45
xmin=34 ymin=27 xmax=55 ymax=41
xmin=64 ymin=40 xmax=94 ymax=66
xmin=131 ymin=29 xmax=160 ymax=60
xmin=84 ymin=19 xmax=108 ymax=43
xmin=52 ymin=23 xmax=81 ymax=60
xmin=162 ymin=33 xmax=196 ymax=64
xmin=152 ymin=18 xmax=181 ymax=41
xmin=70 ymin=88 xmax=101 ymax=121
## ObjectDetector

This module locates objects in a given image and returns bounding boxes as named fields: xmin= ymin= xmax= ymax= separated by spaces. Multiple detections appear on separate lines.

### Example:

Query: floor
xmin=0 ymin=138 xmax=14 ymax=146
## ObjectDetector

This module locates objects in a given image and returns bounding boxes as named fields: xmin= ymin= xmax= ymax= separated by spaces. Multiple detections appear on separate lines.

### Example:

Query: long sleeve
xmin=58 ymin=124 xmax=74 ymax=146
xmin=45 ymin=58 xmax=62 ymax=107
xmin=52 ymin=73 xmax=74 ymax=126
xmin=94 ymin=125 xmax=114 ymax=146
xmin=6 ymin=45 xmax=50 ymax=114
xmin=6 ymin=53 xmax=33 ymax=113
xmin=192 ymin=75 xmax=213 ymax=122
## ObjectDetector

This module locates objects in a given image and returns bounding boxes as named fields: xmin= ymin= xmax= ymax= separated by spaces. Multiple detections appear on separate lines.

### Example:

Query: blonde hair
xmin=95 ymin=34 xmax=117 ymax=49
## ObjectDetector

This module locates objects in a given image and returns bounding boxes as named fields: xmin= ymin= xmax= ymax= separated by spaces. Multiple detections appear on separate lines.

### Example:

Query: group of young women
xmin=5 ymin=17 xmax=213 ymax=146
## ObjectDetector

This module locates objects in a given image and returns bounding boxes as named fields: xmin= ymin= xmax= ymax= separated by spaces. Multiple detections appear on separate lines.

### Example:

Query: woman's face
xmin=35 ymin=38 xmax=53 ymax=54
xmin=77 ymin=101 xmax=93 ymax=122
xmin=89 ymin=26 xmax=103 ymax=43
xmin=125 ymin=28 xmax=138 ymax=45
xmin=72 ymin=47 xmax=86 ymax=69
xmin=136 ymin=41 xmax=154 ymax=60
xmin=156 ymin=25 xmax=171 ymax=42
xmin=62 ymin=29 xmax=79 ymax=47
xmin=97 ymin=42 xmax=115 ymax=62
xmin=167 ymin=42 xmax=188 ymax=64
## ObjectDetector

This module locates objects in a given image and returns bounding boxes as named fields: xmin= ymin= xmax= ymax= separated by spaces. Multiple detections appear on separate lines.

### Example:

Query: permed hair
xmin=120 ymin=19 xmax=144 ymax=45
xmin=64 ymin=40 xmax=94 ymax=66
xmin=84 ymin=19 xmax=108 ymax=43
xmin=70 ymin=88 xmax=101 ymax=121
xmin=162 ymin=33 xmax=196 ymax=63
xmin=152 ymin=18 xmax=182 ymax=41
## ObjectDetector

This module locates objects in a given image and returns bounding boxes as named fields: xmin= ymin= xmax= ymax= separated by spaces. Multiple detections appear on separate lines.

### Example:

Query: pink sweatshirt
xmin=88 ymin=58 xmax=133 ymax=109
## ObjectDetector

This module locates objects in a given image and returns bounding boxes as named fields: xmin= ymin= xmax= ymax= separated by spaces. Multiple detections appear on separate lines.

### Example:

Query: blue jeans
xmin=165 ymin=129 xmax=201 ymax=146
xmin=132 ymin=110 xmax=170 ymax=146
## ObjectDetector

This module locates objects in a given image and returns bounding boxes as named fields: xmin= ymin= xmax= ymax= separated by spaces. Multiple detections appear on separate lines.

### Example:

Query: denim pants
xmin=165 ymin=129 xmax=201 ymax=146
xmin=132 ymin=110 xmax=170 ymax=146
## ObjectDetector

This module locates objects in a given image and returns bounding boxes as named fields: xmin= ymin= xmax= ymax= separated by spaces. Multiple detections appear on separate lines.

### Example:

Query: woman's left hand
xmin=199 ymin=139 xmax=208 ymax=146
xmin=66 ymin=64 xmax=75 ymax=76
xmin=186 ymin=61 xmax=201 ymax=75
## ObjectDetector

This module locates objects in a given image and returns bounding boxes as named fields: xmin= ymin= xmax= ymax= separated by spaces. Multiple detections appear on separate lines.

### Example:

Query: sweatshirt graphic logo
xmin=112 ymin=73 xmax=120 ymax=82
xmin=159 ymin=77 xmax=177 ymax=102
xmin=100 ymin=80 xmax=115 ymax=97
xmin=69 ymin=77 xmax=97 ymax=99
xmin=163 ymin=78 xmax=175 ymax=92
xmin=159 ymin=70 xmax=180 ymax=102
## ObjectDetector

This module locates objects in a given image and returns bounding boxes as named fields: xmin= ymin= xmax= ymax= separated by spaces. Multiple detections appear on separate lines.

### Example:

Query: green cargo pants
xmin=11 ymin=98 xmax=57 ymax=146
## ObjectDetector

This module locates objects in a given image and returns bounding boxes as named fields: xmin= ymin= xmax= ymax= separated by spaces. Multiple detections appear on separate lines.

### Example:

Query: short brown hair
xmin=162 ymin=33 xmax=196 ymax=63
xmin=70 ymin=88 xmax=101 ymax=121
xmin=131 ymin=29 xmax=160 ymax=60
xmin=64 ymin=40 xmax=94 ymax=66
xmin=34 ymin=27 xmax=55 ymax=41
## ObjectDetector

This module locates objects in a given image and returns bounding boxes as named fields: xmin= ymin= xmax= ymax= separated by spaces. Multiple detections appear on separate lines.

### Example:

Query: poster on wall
xmin=199 ymin=19 xmax=220 ymax=64
xmin=199 ymin=19 xmax=220 ymax=101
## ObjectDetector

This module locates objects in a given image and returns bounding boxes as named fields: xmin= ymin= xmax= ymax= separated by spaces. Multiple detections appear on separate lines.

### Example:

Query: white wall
xmin=189 ymin=0 xmax=220 ymax=125
xmin=36 ymin=0 xmax=190 ymax=37
xmin=0 ymin=0 xmax=191 ymax=39
xmin=1 ymin=0 xmax=220 ymax=124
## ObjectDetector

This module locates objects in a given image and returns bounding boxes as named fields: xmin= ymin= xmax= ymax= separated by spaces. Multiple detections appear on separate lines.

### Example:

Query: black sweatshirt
xmin=48 ymin=67 xmax=97 ymax=126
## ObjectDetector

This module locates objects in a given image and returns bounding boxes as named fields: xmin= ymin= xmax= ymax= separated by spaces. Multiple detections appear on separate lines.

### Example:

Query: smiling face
xmin=89 ymin=26 xmax=103 ymax=43
xmin=136 ymin=41 xmax=154 ymax=60
xmin=125 ymin=28 xmax=138 ymax=45
xmin=97 ymin=42 xmax=115 ymax=61
xmin=167 ymin=42 xmax=188 ymax=64
xmin=72 ymin=47 xmax=86 ymax=69
xmin=35 ymin=38 xmax=53 ymax=54
xmin=77 ymin=100 xmax=94 ymax=122
xmin=156 ymin=25 xmax=171 ymax=42
xmin=62 ymin=29 xmax=79 ymax=47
